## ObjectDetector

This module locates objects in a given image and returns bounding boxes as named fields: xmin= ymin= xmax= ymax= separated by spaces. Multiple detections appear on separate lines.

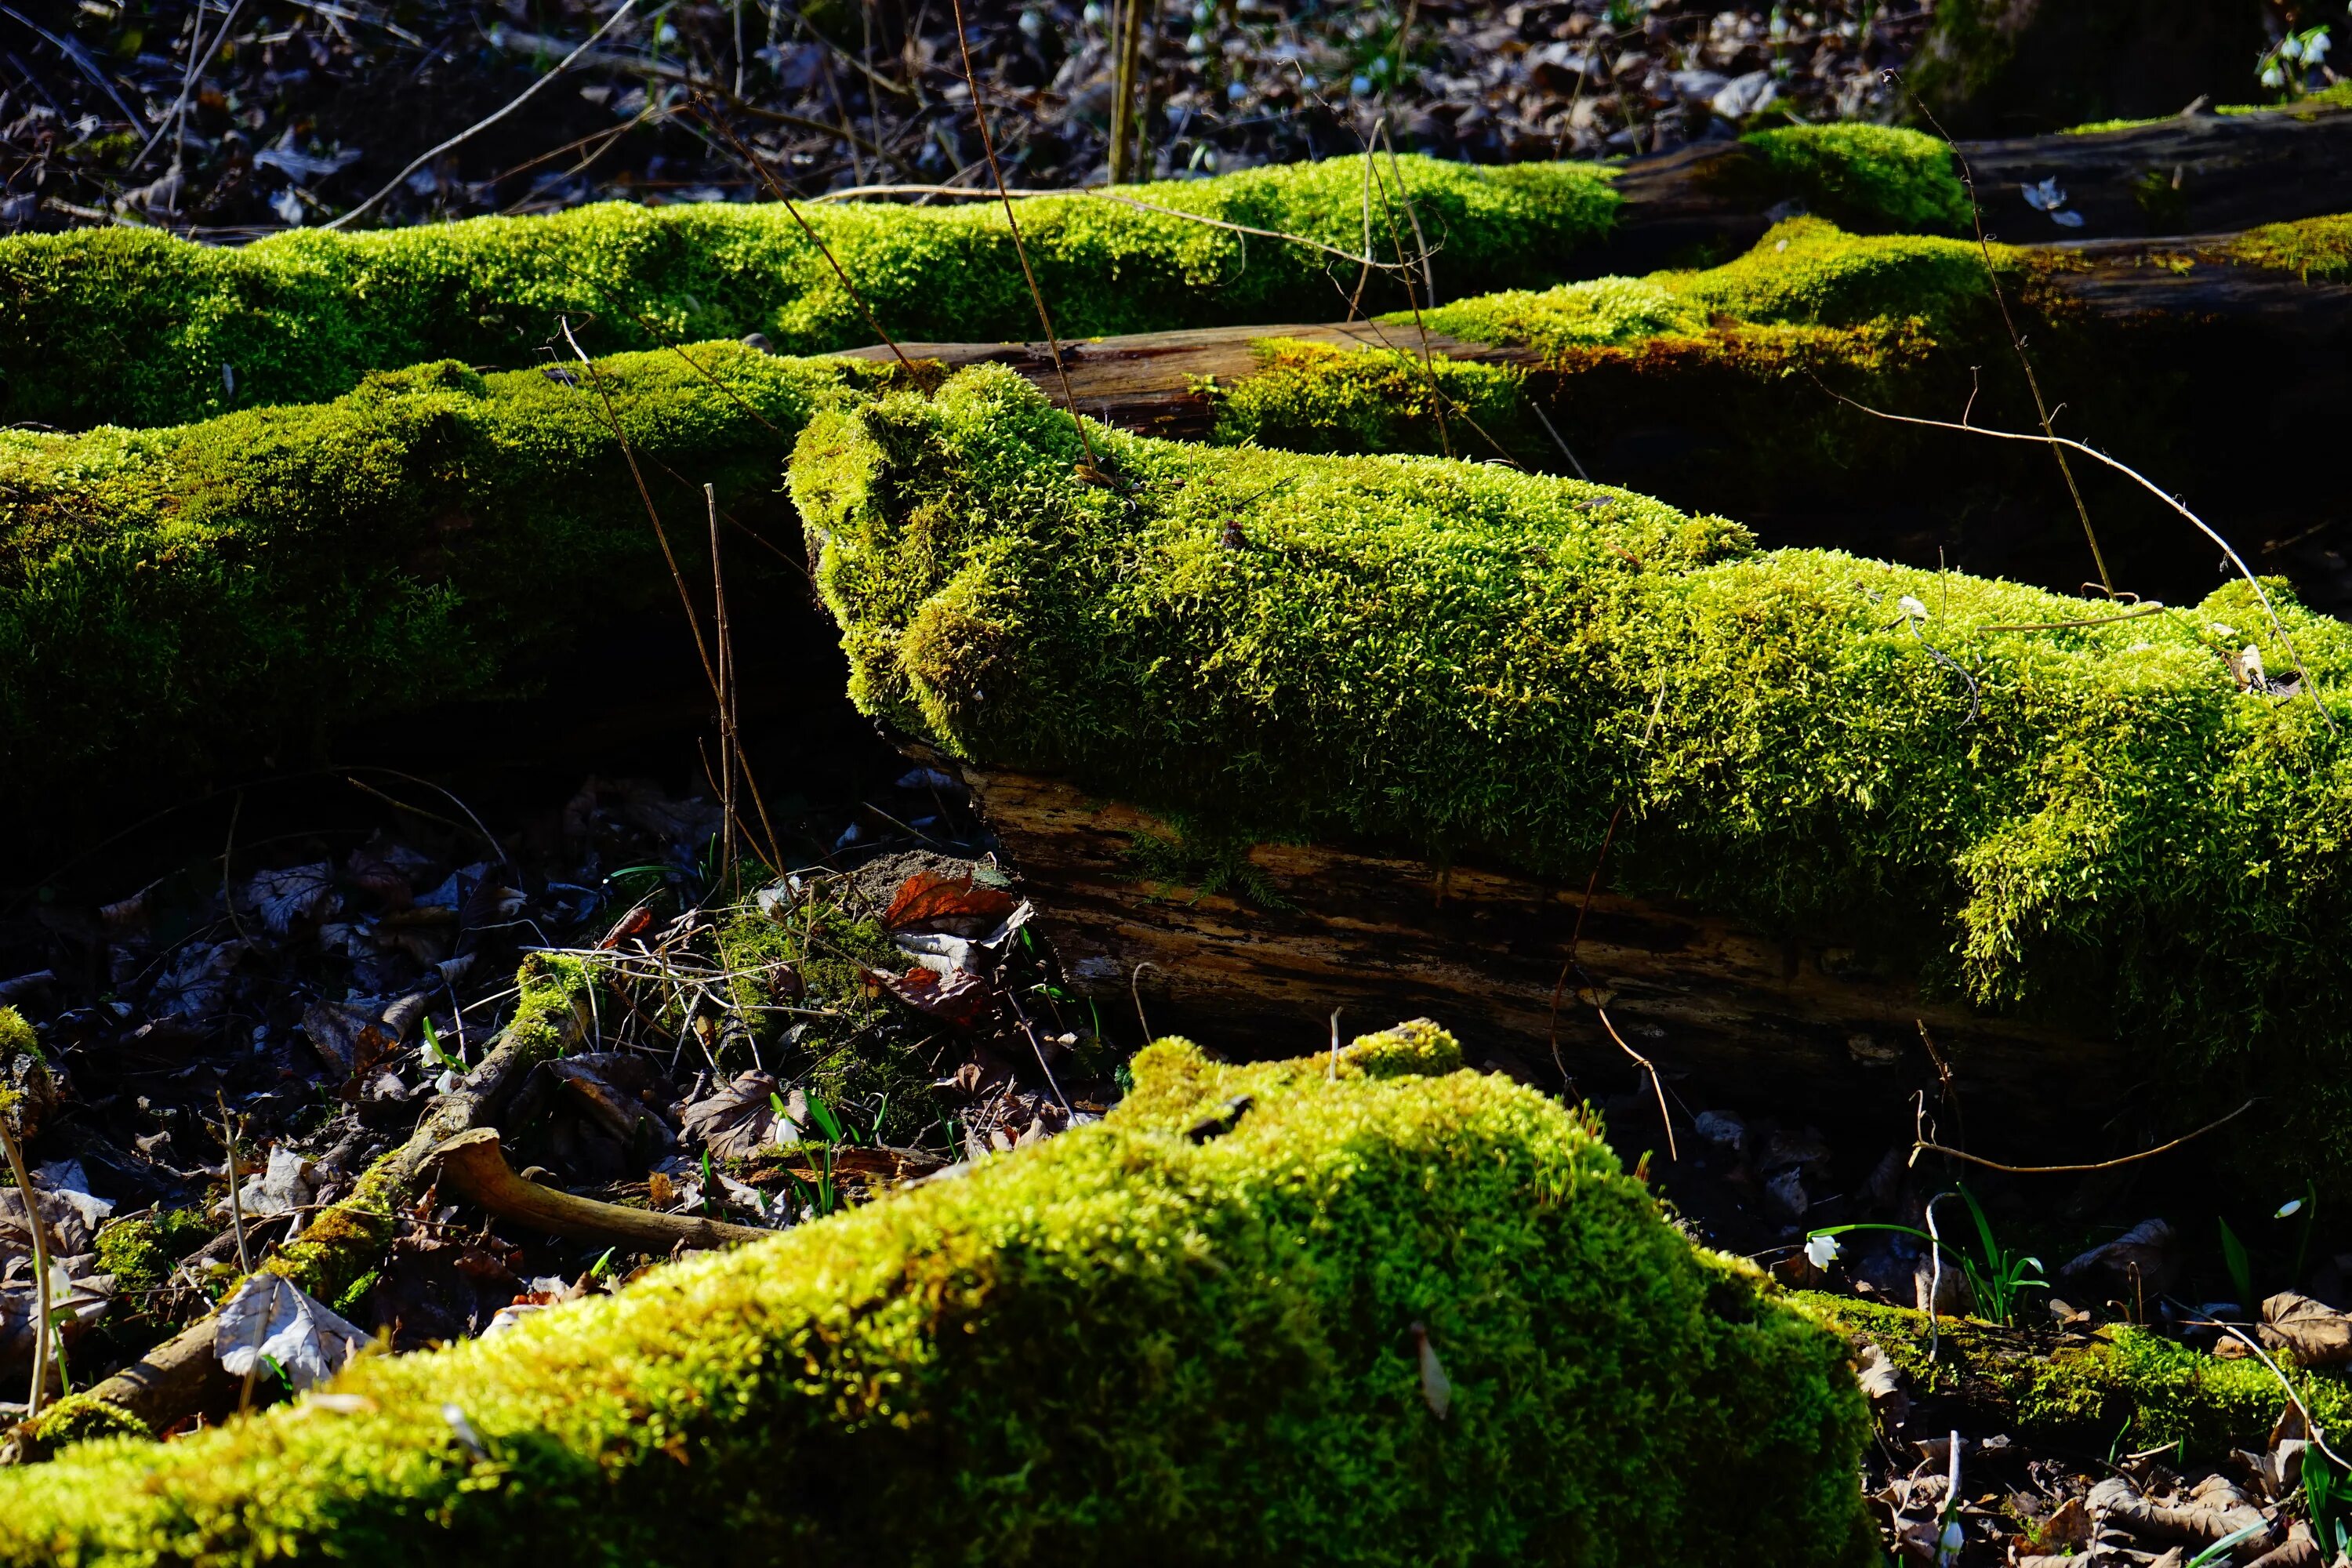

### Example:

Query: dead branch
xmin=1912 ymin=1099 xmax=2257 ymax=1175
xmin=431 ymin=1131 xmax=771 ymax=1250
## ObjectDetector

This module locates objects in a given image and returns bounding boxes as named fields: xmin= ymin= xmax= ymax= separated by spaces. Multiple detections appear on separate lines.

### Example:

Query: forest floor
xmin=2 ymin=0 xmax=1914 ymax=234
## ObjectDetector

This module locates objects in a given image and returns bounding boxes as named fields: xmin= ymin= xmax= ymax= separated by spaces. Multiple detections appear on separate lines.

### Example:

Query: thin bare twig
xmin=1912 ymin=1098 xmax=2256 ymax=1174
xmin=948 ymin=0 xmax=1102 ymax=475
xmin=328 ymin=0 xmax=642 ymax=229
xmin=1547 ymin=802 xmax=1624 ymax=1086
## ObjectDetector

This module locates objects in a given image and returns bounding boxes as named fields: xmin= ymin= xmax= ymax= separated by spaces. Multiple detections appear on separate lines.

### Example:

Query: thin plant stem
xmin=0 ymin=1104 xmax=52 ymax=1420
xmin=1817 ymin=381 xmax=2336 ymax=733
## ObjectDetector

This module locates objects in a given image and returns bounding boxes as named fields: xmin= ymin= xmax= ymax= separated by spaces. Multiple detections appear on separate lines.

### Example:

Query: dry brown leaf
xmin=2259 ymin=1292 xmax=2352 ymax=1367
xmin=883 ymin=869 xmax=1016 ymax=937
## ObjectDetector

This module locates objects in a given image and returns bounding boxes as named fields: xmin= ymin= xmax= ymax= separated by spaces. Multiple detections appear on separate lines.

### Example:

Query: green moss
xmin=1744 ymin=125 xmax=1972 ymax=234
xmin=19 ymin=1396 xmax=151 ymax=1457
xmin=93 ymin=1209 xmax=214 ymax=1300
xmin=1207 ymin=338 xmax=1532 ymax=459
xmin=0 ymin=156 xmax=1616 ymax=431
xmin=793 ymin=365 xmax=2352 ymax=1174
xmin=0 ymin=1025 xmax=1873 ymax=1565
xmin=2227 ymin=214 xmax=2352 ymax=282
xmin=1809 ymin=1294 xmax=2352 ymax=1458
xmin=0 ymin=343 xmax=880 ymax=843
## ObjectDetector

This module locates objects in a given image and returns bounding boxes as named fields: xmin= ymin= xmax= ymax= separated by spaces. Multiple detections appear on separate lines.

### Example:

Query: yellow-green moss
xmin=0 ymin=344 xmax=879 ymax=843
xmin=1207 ymin=338 xmax=1533 ymax=459
xmin=0 ymin=1025 xmax=1874 ymax=1565
xmin=92 ymin=1209 xmax=214 ymax=1300
xmin=1744 ymin=125 xmax=1972 ymax=234
xmin=793 ymin=365 xmax=2352 ymax=1174
xmin=0 ymin=156 xmax=1615 ymax=432
xmin=1809 ymin=1294 xmax=2352 ymax=1458
xmin=2227 ymin=213 xmax=2352 ymax=282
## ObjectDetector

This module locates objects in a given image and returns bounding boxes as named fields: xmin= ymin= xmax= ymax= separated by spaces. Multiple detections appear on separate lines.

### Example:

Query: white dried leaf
xmin=214 ymin=1272 xmax=368 ymax=1390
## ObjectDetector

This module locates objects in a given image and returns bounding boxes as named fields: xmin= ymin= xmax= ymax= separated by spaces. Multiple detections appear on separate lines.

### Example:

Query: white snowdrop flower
xmin=2308 ymin=31 xmax=2334 ymax=64
xmin=2284 ymin=34 xmax=2305 ymax=60
xmin=1187 ymin=29 xmax=1209 ymax=53
xmin=1805 ymin=1232 xmax=1841 ymax=1269
xmin=2264 ymin=64 xmax=2288 ymax=88
xmin=1018 ymin=9 xmax=1043 ymax=36
xmin=1082 ymin=2 xmax=1102 ymax=23
xmin=2280 ymin=1198 xmax=2306 ymax=1218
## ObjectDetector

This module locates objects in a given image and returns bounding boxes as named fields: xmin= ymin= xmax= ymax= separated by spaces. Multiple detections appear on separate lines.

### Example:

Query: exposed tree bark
xmin=953 ymin=766 xmax=2120 ymax=1148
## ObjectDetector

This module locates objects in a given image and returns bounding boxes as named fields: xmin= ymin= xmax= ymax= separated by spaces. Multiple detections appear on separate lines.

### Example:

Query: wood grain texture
xmin=960 ymin=767 xmax=2118 ymax=1142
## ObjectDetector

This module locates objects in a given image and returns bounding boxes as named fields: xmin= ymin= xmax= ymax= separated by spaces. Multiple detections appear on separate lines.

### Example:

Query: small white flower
xmin=1805 ymin=1232 xmax=1841 ymax=1269
xmin=2307 ymin=31 xmax=2333 ymax=64
xmin=1082 ymin=2 xmax=1102 ymax=23
xmin=1940 ymin=1519 xmax=1965 ymax=1552
xmin=2263 ymin=63 xmax=2288 ymax=88
xmin=1018 ymin=9 xmax=1043 ymax=36
xmin=2050 ymin=209 xmax=2086 ymax=227
xmin=2284 ymin=34 xmax=2305 ymax=61
xmin=1898 ymin=594 xmax=1930 ymax=621
xmin=2022 ymin=176 xmax=2067 ymax=213
xmin=2280 ymin=1198 xmax=2306 ymax=1218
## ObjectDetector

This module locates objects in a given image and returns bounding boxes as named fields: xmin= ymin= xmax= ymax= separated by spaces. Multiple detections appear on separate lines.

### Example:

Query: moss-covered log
xmin=0 ymin=154 xmax=1613 ymax=432
xmin=0 ymin=341 xmax=885 ymax=850
xmin=847 ymin=212 xmax=2352 ymax=451
xmin=0 ymin=1025 xmax=1875 ymax=1566
xmin=855 ymin=213 xmax=2352 ymax=612
xmin=1807 ymin=1294 xmax=2352 ymax=1460
xmin=1600 ymin=100 xmax=2352 ymax=271
xmin=791 ymin=365 xmax=2352 ymax=1177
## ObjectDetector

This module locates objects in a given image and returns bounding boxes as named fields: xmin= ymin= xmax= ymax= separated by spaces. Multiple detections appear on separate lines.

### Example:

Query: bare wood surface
xmin=959 ymin=767 xmax=2119 ymax=1144
xmin=432 ymin=1130 xmax=773 ymax=1250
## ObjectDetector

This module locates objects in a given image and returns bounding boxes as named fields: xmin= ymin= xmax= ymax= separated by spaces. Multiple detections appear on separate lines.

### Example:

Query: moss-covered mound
xmin=0 ymin=1023 xmax=1874 ymax=1566
xmin=793 ymin=364 xmax=2352 ymax=1169
xmin=0 ymin=155 xmax=1613 ymax=432
xmin=1810 ymin=1295 xmax=2352 ymax=1460
xmin=0 ymin=341 xmax=880 ymax=836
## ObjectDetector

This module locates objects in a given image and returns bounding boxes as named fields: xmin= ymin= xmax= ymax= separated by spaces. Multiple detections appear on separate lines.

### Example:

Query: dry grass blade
xmin=1912 ymin=1098 xmax=2256 ymax=1174
xmin=695 ymin=104 xmax=916 ymax=374
xmin=0 ymin=1101 xmax=53 ymax=1421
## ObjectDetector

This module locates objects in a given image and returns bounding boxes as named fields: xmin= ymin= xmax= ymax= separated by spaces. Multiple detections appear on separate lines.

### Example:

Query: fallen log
xmin=834 ymin=213 xmax=2352 ymax=445
xmin=1597 ymin=101 xmax=2352 ymax=274
xmin=13 ymin=107 xmax=2352 ymax=434
xmin=790 ymin=365 xmax=2352 ymax=1178
xmin=0 ymin=1025 xmax=1877 ymax=1564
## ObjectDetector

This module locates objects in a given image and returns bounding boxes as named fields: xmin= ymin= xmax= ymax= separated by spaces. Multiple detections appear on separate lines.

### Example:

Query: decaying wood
xmin=1599 ymin=101 xmax=2352 ymax=273
xmin=956 ymin=767 xmax=2120 ymax=1145
xmin=837 ymin=227 xmax=2352 ymax=445
xmin=62 ymin=984 xmax=594 ymax=1436
xmin=432 ymin=1131 xmax=773 ymax=1250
